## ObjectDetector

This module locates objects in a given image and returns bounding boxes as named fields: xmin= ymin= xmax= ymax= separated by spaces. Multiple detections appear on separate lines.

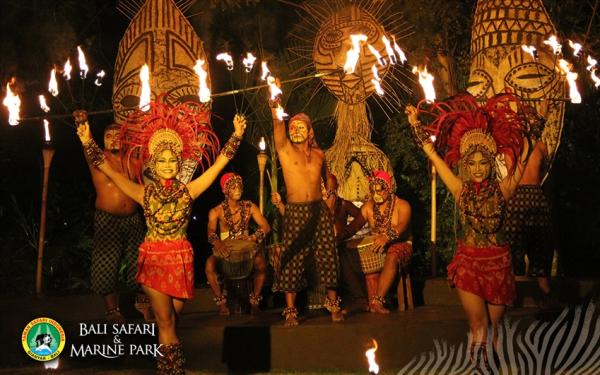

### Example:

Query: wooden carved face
xmin=467 ymin=0 xmax=565 ymax=160
xmin=313 ymin=5 xmax=389 ymax=104
xmin=112 ymin=0 xmax=210 ymax=124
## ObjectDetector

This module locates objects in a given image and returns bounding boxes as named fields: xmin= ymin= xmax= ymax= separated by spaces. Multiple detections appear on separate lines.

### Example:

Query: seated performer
xmin=360 ymin=170 xmax=412 ymax=314
xmin=205 ymin=172 xmax=271 ymax=315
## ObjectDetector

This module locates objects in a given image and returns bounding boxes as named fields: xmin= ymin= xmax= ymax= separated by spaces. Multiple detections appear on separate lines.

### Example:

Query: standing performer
xmin=76 ymin=101 xmax=245 ymax=375
xmin=205 ymin=172 xmax=271 ymax=315
xmin=359 ymin=170 xmax=412 ymax=314
xmin=405 ymin=92 xmax=533 ymax=370
xmin=74 ymin=111 xmax=149 ymax=323
xmin=271 ymin=109 xmax=343 ymax=326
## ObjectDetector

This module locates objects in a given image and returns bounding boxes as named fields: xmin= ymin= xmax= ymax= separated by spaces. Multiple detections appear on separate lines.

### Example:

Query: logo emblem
xmin=22 ymin=317 xmax=66 ymax=361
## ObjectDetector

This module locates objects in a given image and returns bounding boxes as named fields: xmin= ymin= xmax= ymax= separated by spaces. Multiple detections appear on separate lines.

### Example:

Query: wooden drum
xmin=345 ymin=235 xmax=385 ymax=274
xmin=217 ymin=239 xmax=256 ymax=280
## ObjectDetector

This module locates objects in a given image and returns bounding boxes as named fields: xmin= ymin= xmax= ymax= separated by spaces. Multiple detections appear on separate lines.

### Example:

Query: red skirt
xmin=447 ymin=242 xmax=515 ymax=305
xmin=136 ymin=239 xmax=194 ymax=299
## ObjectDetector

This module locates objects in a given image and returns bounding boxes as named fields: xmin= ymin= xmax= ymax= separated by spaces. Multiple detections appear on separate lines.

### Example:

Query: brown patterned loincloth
xmin=273 ymin=200 xmax=338 ymax=292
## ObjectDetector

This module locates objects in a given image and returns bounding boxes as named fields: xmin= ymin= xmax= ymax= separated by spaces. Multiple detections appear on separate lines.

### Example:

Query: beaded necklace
xmin=373 ymin=194 xmax=394 ymax=231
xmin=144 ymin=179 xmax=191 ymax=237
xmin=222 ymin=199 xmax=251 ymax=239
xmin=459 ymin=181 xmax=505 ymax=235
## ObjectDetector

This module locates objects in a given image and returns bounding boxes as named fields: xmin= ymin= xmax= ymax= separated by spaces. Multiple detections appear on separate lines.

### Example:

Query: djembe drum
xmin=346 ymin=235 xmax=386 ymax=303
xmin=217 ymin=239 xmax=256 ymax=314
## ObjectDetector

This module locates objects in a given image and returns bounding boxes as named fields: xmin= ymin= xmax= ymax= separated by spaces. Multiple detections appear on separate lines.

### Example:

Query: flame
xmin=44 ymin=357 xmax=59 ymax=369
xmin=194 ymin=59 xmax=211 ymax=103
xmin=392 ymin=36 xmax=407 ymax=64
xmin=586 ymin=55 xmax=597 ymax=71
xmin=63 ymin=59 xmax=72 ymax=80
xmin=242 ymin=52 xmax=257 ymax=73
xmin=591 ymin=69 xmax=600 ymax=88
xmin=412 ymin=65 xmax=436 ymax=102
xmin=3 ymin=79 xmax=21 ymax=126
xmin=368 ymin=44 xmax=386 ymax=67
xmin=258 ymin=137 xmax=266 ymax=151
xmin=139 ymin=64 xmax=151 ymax=111
xmin=261 ymin=61 xmax=271 ymax=80
xmin=275 ymin=104 xmax=288 ymax=120
xmin=216 ymin=52 xmax=234 ymax=71
xmin=48 ymin=68 xmax=59 ymax=97
xmin=77 ymin=46 xmax=89 ymax=78
xmin=43 ymin=119 xmax=51 ymax=142
xmin=543 ymin=35 xmax=562 ymax=55
xmin=39 ymin=95 xmax=50 ymax=112
xmin=430 ymin=134 xmax=437 ymax=143
xmin=558 ymin=59 xmax=581 ymax=103
xmin=343 ymin=34 xmax=367 ymax=74
xmin=365 ymin=339 xmax=379 ymax=374
xmin=521 ymin=45 xmax=537 ymax=59
xmin=267 ymin=76 xmax=282 ymax=100
xmin=94 ymin=70 xmax=106 ymax=86
xmin=568 ymin=40 xmax=582 ymax=57
xmin=371 ymin=65 xmax=384 ymax=96
xmin=382 ymin=36 xmax=397 ymax=65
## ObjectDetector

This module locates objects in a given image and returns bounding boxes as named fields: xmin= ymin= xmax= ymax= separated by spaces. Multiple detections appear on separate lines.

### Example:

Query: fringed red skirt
xmin=136 ymin=239 xmax=194 ymax=299
xmin=447 ymin=242 xmax=516 ymax=305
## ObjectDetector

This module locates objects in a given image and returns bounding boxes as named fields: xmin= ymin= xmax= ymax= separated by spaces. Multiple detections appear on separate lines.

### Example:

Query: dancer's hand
xmin=233 ymin=114 xmax=246 ymax=137
xmin=404 ymin=105 xmax=419 ymax=126
xmin=76 ymin=122 xmax=92 ymax=145
xmin=214 ymin=241 xmax=231 ymax=258
xmin=371 ymin=234 xmax=388 ymax=254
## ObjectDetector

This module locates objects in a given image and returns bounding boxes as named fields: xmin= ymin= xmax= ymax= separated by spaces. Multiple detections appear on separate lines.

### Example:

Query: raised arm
xmin=187 ymin=114 xmax=246 ymax=199
xmin=75 ymin=119 xmax=144 ymax=205
xmin=249 ymin=203 xmax=271 ymax=243
xmin=405 ymin=105 xmax=463 ymax=200
xmin=499 ymin=138 xmax=530 ymax=200
xmin=271 ymin=107 xmax=289 ymax=151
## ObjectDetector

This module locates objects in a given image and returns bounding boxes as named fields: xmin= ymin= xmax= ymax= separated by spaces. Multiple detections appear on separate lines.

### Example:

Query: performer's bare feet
xmin=249 ymin=293 xmax=262 ymax=315
xmin=369 ymin=296 xmax=390 ymax=314
xmin=331 ymin=310 xmax=344 ymax=323
xmin=214 ymin=295 xmax=230 ymax=316
xmin=282 ymin=307 xmax=299 ymax=327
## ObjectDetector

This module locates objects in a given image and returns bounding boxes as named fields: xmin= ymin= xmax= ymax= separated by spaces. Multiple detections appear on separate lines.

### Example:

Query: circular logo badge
xmin=22 ymin=317 xmax=66 ymax=361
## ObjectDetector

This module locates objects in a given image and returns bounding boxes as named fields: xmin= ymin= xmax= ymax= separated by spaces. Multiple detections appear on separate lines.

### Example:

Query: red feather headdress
xmin=119 ymin=97 xmax=220 ymax=183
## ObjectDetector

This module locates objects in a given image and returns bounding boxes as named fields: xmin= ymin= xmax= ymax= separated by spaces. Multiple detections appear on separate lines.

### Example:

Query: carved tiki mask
xmin=313 ymin=5 xmax=390 ymax=104
xmin=112 ymin=0 xmax=211 ymax=124
xmin=467 ymin=0 xmax=566 ymax=164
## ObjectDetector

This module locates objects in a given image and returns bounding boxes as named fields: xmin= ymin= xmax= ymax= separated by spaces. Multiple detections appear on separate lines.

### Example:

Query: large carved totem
xmin=112 ymin=0 xmax=210 ymax=124
xmin=467 ymin=0 xmax=566 ymax=174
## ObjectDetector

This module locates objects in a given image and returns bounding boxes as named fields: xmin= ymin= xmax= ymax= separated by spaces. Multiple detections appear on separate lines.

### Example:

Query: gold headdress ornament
xmin=148 ymin=128 xmax=183 ymax=156
xmin=459 ymin=129 xmax=497 ymax=157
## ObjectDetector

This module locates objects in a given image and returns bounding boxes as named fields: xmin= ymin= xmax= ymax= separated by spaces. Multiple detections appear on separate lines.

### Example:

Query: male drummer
xmin=206 ymin=173 xmax=271 ymax=315
xmin=360 ymin=170 xmax=412 ymax=314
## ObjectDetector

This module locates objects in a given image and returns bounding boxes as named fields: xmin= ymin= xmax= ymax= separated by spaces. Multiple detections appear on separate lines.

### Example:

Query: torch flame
xmin=343 ymin=34 xmax=367 ymax=74
xmin=43 ymin=119 xmax=51 ymax=142
xmin=77 ymin=46 xmax=89 ymax=79
xmin=3 ymin=79 xmax=21 ymax=126
xmin=586 ymin=55 xmax=597 ymax=71
xmin=259 ymin=137 xmax=266 ymax=151
xmin=521 ymin=45 xmax=537 ymax=59
xmin=368 ymin=44 xmax=386 ymax=67
xmin=371 ymin=65 xmax=384 ymax=96
xmin=412 ymin=65 xmax=436 ymax=102
xmin=94 ymin=70 xmax=106 ymax=86
xmin=39 ymin=95 xmax=50 ymax=113
xmin=267 ymin=76 xmax=283 ymax=100
xmin=63 ymin=59 xmax=72 ymax=80
xmin=49 ymin=68 xmax=59 ymax=97
xmin=591 ymin=69 xmax=600 ymax=88
xmin=275 ymin=104 xmax=288 ymax=120
xmin=543 ymin=35 xmax=562 ymax=55
xmin=392 ymin=36 xmax=408 ymax=64
xmin=261 ymin=61 xmax=271 ymax=81
xmin=365 ymin=339 xmax=379 ymax=375
xmin=568 ymin=40 xmax=583 ymax=57
xmin=216 ymin=52 xmax=234 ymax=71
xmin=242 ymin=52 xmax=257 ymax=73
xmin=382 ymin=36 xmax=397 ymax=65
xmin=139 ymin=64 xmax=151 ymax=111
xmin=194 ymin=59 xmax=211 ymax=103
xmin=558 ymin=59 xmax=581 ymax=103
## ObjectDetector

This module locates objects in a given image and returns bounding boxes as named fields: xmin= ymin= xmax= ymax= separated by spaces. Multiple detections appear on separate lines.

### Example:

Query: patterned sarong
xmin=447 ymin=242 xmax=516 ymax=305
xmin=273 ymin=201 xmax=338 ymax=292
xmin=504 ymin=184 xmax=553 ymax=276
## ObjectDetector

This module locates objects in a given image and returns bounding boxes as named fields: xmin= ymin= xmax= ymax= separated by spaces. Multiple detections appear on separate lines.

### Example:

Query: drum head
xmin=345 ymin=235 xmax=376 ymax=249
